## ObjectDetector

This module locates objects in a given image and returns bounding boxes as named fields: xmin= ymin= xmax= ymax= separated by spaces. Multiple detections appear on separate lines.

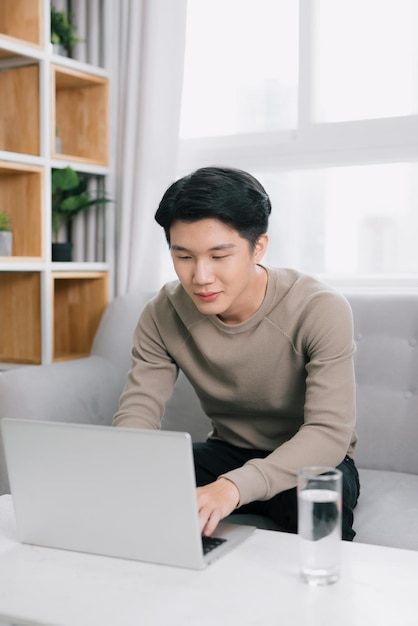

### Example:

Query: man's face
xmin=170 ymin=218 xmax=268 ymax=324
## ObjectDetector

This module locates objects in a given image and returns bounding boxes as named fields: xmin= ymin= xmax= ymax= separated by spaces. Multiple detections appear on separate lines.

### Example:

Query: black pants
xmin=193 ymin=439 xmax=360 ymax=541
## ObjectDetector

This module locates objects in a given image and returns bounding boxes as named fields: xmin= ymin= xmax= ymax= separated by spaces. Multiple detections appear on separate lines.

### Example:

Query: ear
xmin=253 ymin=233 xmax=269 ymax=263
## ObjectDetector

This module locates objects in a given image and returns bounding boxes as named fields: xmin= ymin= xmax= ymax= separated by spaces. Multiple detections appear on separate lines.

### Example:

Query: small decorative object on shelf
xmin=0 ymin=211 xmax=12 ymax=256
xmin=55 ymin=127 xmax=62 ymax=154
xmin=50 ymin=3 xmax=81 ymax=56
xmin=51 ymin=166 xmax=112 ymax=262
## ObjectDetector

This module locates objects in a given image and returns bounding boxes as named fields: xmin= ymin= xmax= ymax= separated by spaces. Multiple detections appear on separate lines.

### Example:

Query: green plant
xmin=0 ymin=211 xmax=12 ymax=232
xmin=50 ymin=4 xmax=81 ymax=53
xmin=52 ymin=167 xmax=112 ymax=242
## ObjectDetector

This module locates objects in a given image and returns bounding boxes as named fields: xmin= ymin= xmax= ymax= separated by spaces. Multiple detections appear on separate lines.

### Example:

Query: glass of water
xmin=297 ymin=466 xmax=342 ymax=586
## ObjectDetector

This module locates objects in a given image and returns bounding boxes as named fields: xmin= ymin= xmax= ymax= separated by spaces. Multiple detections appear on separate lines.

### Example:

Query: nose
xmin=192 ymin=258 xmax=215 ymax=285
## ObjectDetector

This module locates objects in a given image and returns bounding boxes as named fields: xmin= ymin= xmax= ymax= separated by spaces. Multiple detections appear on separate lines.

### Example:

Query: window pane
xmin=314 ymin=0 xmax=418 ymax=122
xmin=180 ymin=0 xmax=299 ymax=138
xmin=258 ymin=164 xmax=418 ymax=275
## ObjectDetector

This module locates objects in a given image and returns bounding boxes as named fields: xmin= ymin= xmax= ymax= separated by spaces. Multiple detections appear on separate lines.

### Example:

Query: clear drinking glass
xmin=297 ymin=466 xmax=342 ymax=586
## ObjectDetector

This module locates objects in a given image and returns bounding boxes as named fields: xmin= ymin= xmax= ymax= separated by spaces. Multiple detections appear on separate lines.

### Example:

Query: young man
xmin=113 ymin=166 xmax=360 ymax=540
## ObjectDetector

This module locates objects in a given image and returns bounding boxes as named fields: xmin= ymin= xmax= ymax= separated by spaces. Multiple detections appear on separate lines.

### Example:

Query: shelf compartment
xmin=0 ymin=161 xmax=43 ymax=259
xmin=52 ymin=271 xmax=108 ymax=361
xmin=52 ymin=65 xmax=109 ymax=166
xmin=0 ymin=62 xmax=40 ymax=155
xmin=0 ymin=271 xmax=41 ymax=364
xmin=0 ymin=0 xmax=42 ymax=47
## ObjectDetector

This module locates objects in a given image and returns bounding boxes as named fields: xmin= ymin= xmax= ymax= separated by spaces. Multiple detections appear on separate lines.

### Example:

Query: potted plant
xmin=0 ymin=210 xmax=12 ymax=256
xmin=50 ymin=4 xmax=81 ymax=56
xmin=52 ymin=167 xmax=112 ymax=262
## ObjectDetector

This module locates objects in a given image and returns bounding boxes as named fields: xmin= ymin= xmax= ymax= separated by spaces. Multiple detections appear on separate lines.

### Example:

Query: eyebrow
xmin=171 ymin=243 xmax=237 ymax=252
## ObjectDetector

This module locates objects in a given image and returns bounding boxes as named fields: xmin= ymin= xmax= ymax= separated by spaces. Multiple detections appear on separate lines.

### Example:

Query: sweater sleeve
xmin=113 ymin=301 xmax=178 ymax=429
xmin=221 ymin=291 xmax=357 ymax=506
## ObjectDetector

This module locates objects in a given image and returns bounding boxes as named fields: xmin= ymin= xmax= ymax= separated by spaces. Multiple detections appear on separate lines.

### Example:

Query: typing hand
xmin=197 ymin=478 xmax=240 ymax=537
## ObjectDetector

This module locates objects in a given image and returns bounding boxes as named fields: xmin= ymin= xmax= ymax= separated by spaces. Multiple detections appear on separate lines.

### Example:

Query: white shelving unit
xmin=0 ymin=0 xmax=113 ymax=366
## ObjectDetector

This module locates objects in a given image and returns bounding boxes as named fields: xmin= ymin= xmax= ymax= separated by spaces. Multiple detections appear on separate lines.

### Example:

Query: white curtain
xmin=108 ymin=0 xmax=187 ymax=295
xmin=68 ymin=0 xmax=187 ymax=294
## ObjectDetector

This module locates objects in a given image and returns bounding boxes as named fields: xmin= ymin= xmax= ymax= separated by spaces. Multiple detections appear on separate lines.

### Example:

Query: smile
xmin=195 ymin=292 xmax=221 ymax=303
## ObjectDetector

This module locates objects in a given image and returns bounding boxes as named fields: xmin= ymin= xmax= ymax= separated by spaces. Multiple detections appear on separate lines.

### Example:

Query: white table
xmin=0 ymin=494 xmax=417 ymax=626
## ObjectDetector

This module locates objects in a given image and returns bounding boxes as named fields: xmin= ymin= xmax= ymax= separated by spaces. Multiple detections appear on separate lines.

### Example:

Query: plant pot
xmin=0 ymin=231 xmax=12 ymax=256
xmin=52 ymin=242 xmax=72 ymax=262
xmin=51 ymin=43 xmax=68 ymax=57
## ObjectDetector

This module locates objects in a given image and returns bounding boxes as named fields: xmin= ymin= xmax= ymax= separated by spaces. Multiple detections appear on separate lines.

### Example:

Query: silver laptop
xmin=0 ymin=418 xmax=255 ymax=570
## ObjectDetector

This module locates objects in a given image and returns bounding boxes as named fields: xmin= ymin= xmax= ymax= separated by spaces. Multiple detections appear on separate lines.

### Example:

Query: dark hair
xmin=155 ymin=166 xmax=271 ymax=248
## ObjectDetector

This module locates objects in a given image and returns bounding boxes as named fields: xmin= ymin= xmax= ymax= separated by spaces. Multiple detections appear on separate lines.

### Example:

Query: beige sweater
xmin=113 ymin=267 xmax=357 ymax=506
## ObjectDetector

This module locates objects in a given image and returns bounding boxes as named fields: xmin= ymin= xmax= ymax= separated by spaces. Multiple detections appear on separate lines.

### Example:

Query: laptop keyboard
xmin=201 ymin=536 xmax=227 ymax=555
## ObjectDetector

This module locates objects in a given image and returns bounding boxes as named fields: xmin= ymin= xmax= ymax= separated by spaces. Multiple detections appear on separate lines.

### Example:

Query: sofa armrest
xmin=0 ymin=355 xmax=122 ymax=495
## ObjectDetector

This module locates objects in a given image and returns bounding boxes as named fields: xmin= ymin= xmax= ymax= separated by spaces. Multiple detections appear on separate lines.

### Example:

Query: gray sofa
xmin=1 ymin=291 xmax=417 ymax=551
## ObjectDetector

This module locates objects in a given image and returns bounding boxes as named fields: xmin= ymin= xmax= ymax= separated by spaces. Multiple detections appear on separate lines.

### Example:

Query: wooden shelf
xmin=0 ymin=161 xmax=43 ymax=259
xmin=0 ymin=1 xmax=111 ymax=366
xmin=52 ymin=65 xmax=109 ymax=166
xmin=0 ymin=271 xmax=41 ymax=364
xmin=0 ymin=0 xmax=42 ymax=47
xmin=0 ymin=62 xmax=40 ymax=155
xmin=52 ymin=271 xmax=108 ymax=361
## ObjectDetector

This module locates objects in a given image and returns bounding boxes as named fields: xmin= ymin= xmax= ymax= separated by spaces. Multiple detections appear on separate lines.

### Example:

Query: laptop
xmin=0 ymin=418 xmax=255 ymax=570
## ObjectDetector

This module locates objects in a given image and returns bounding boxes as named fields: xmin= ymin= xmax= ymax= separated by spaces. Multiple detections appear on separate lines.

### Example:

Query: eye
xmin=212 ymin=254 xmax=229 ymax=260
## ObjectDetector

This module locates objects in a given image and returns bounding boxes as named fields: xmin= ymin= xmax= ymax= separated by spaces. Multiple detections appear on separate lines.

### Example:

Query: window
xmin=314 ymin=0 xmax=418 ymax=122
xmin=177 ymin=0 xmax=418 ymax=287
xmin=259 ymin=164 xmax=418 ymax=275
xmin=180 ymin=0 xmax=298 ymax=137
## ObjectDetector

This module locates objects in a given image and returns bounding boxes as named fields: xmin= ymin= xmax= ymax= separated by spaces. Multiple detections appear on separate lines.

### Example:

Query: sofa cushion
xmin=347 ymin=293 xmax=418 ymax=474
xmin=355 ymin=468 xmax=418 ymax=550
xmin=91 ymin=292 xmax=155 ymax=392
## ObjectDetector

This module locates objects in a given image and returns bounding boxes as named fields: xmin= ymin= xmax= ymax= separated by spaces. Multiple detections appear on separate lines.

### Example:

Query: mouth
xmin=195 ymin=291 xmax=221 ymax=303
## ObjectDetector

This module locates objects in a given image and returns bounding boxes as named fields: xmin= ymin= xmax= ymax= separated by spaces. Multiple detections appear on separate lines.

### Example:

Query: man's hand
xmin=197 ymin=478 xmax=240 ymax=537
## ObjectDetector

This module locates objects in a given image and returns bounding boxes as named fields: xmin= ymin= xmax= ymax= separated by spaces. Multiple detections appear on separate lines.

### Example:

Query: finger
xmin=202 ymin=511 xmax=221 ymax=537
xmin=198 ymin=504 xmax=211 ymax=535
xmin=198 ymin=503 xmax=218 ymax=536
